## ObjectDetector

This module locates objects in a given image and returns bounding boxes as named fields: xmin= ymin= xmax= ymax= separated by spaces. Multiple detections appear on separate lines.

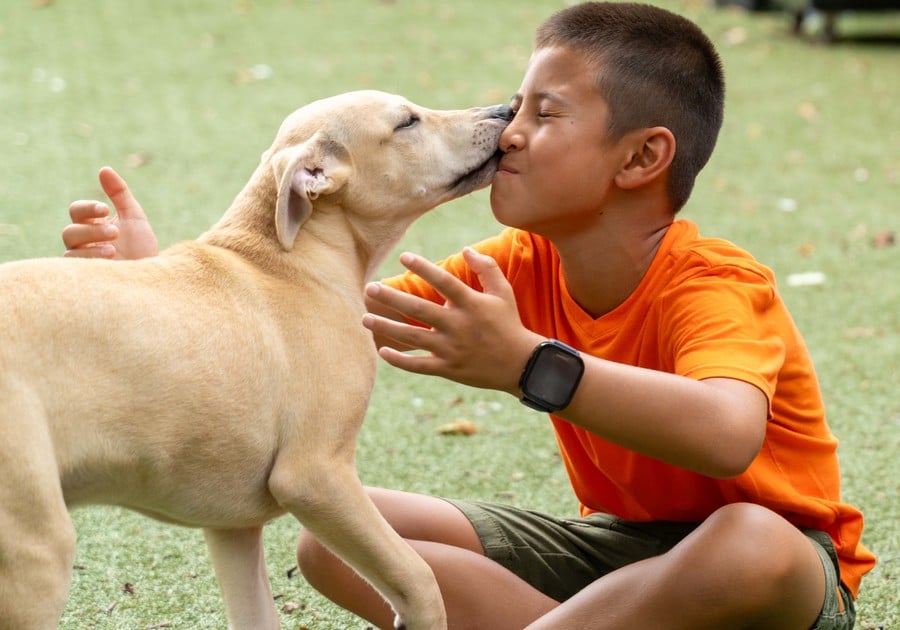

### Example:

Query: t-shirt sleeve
xmin=657 ymin=264 xmax=787 ymax=405
xmin=382 ymin=229 xmax=519 ymax=307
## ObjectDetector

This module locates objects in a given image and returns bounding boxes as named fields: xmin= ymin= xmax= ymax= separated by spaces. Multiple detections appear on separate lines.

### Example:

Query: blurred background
xmin=1 ymin=1 xmax=897 ymax=627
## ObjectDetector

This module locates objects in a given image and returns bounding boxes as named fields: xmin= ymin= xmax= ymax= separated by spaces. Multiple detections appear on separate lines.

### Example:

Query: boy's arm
xmin=63 ymin=167 xmax=159 ymax=260
xmin=363 ymin=249 xmax=768 ymax=479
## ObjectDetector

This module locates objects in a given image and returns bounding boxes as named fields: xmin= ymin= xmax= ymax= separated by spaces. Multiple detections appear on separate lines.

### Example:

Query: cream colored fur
xmin=0 ymin=90 xmax=509 ymax=629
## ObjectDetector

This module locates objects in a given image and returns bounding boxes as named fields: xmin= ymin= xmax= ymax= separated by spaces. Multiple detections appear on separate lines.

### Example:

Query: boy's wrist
xmin=518 ymin=339 xmax=585 ymax=413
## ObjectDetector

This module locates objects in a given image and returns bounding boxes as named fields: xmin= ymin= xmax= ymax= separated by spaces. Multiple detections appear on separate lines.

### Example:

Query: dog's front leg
xmin=203 ymin=526 xmax=279 ymax=630
xmin=269 ymin=459 xmax=447 ymax=630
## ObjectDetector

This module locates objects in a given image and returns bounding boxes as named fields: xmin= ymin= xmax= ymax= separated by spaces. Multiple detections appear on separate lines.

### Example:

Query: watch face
xmin=528 ymin=344 xmax=584 ymax=408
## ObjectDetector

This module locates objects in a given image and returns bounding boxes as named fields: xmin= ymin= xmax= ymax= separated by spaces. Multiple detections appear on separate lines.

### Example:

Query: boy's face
xmin=491 ymin=46 xmax=627 ymax=237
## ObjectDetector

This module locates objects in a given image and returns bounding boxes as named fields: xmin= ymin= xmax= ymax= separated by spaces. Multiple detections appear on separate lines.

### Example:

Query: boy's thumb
xmin=98 ymin=166 xmax=148 ymax=221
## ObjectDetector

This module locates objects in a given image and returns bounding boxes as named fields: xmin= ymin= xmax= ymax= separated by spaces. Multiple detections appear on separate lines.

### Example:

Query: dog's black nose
xmin=490 ymin=104 xmax=514 ymax=122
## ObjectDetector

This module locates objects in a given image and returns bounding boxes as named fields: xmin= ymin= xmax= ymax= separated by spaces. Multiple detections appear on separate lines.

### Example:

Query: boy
xmin=64 ymin=3 xmax=873 ymax=628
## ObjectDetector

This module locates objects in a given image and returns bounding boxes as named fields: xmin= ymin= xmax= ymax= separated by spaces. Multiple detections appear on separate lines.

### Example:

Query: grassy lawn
xmin=1 ymin=1 xmax=897 ymax=627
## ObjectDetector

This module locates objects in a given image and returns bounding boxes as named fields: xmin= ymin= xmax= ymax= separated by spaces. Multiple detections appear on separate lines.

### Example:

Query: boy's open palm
xmin=363 ymin=248 xmax=543 ymax=395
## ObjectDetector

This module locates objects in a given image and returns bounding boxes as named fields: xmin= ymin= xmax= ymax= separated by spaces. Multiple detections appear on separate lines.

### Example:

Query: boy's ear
xmin=615 ymin=127 xmax=675 ymax=191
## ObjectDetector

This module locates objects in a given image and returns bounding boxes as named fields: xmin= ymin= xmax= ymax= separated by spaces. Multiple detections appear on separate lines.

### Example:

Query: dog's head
xmin=262 ymin=91 xmax=511 ymax=251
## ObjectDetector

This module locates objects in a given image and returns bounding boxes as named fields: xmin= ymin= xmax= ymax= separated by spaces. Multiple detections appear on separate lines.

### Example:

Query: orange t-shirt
xmin=386 ymin=220 xmax=875 ymax=597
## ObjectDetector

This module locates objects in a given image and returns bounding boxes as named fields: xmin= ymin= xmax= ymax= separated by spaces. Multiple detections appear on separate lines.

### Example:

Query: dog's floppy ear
xmin=271 ymin=133 xmax=351 ymax=251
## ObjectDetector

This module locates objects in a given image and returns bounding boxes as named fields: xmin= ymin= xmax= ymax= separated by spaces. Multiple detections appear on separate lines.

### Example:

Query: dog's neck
xmin=198 ymin=171 xmax=384 ymax=292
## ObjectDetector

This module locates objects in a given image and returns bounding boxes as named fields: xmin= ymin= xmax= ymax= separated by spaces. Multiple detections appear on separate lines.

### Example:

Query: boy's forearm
xmin=553 ymin=359 xmax=767 ymax=479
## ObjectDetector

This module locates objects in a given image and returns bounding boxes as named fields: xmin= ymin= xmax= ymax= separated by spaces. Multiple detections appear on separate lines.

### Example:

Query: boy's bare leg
xmin=297 ymin=487 xmax=558 ymax=629
xmin=528 ymin=502 xmax=826 ymax=630
xmin=298 ymin=492 xmax=825 ymax=630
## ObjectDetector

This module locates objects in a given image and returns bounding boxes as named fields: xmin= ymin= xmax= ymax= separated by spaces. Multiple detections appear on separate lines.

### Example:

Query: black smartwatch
xmin=518 ymin=339 xmax=585 ymax=413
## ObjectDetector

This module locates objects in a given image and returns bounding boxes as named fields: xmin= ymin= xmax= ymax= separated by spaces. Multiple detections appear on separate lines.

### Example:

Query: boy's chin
xmin=488 ymin=200 xmax=517 ymax=229
xmin=489 ymin=189 xmax=520 ymax=228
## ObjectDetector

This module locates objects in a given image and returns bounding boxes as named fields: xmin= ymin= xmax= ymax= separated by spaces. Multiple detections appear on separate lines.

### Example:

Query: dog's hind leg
xmin=203 ymin=526 xmax=279 ymax=630
xmin=0 ymin=389 xmax=76 ymax=629
xmin=269 ymin=459 xmax=447 ymax=630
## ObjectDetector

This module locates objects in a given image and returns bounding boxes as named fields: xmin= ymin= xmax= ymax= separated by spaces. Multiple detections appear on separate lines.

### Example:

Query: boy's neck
xmin=553 ymin=216 xmax=672 ymax=319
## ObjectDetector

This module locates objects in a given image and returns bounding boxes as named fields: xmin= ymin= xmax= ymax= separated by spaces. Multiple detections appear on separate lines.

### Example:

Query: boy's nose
xmin=498 ymin=117 xmax=523 ymax=153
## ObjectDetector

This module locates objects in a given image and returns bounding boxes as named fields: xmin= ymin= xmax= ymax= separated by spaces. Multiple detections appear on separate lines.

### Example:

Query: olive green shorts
xmin=445 ymin=499 xmax=855 ymax=629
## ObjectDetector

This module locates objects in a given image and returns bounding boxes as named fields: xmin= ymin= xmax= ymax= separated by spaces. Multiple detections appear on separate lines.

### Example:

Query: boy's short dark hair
xmin=535 ymin=2 xmax=725 ymax=212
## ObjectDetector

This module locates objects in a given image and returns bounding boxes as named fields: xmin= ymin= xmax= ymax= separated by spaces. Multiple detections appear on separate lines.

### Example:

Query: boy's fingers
xmin=68 ymin=200 xmax=110 ymax=223
xmin=365 ymin=282 xmax=446 ymax=328
xmin=98 ymin=166 xmax=147 ymax=221
xmin=377 ymin=345 xmax=442 ymax=376
xmin=63 ymin=244 xmax=116 ymax=259
xmin=61 ymin=222 xmax=118 ymax=250
xmin=398 ymin=252 xmax=472 ymax=304
xmin=362 ymin=312 xmax=433 ymax=349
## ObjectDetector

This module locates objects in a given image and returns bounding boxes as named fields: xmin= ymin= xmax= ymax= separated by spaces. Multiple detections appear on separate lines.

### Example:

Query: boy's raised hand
xmin=363 ymin=247 xmax=543 ymax=395
xmin=63 ymin=166 xmax=159 ymax=260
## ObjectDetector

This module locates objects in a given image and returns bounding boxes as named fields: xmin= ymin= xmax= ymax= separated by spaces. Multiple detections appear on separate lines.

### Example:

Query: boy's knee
xmin=704 ymin=503 xmax=822 ymax=598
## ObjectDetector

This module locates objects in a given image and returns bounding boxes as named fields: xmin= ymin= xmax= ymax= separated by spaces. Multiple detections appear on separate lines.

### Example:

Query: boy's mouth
xmin=497 ymin=158 xmax=518 ymax=175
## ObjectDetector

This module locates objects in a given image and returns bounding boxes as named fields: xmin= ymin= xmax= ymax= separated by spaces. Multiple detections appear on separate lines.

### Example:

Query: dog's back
xmin=0 ymin=248 xmax=302 ymax=521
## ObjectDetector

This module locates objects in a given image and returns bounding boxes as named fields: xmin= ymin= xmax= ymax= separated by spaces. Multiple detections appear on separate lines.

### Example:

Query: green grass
xmin=1 ymin=0 xmax=898 ymax=627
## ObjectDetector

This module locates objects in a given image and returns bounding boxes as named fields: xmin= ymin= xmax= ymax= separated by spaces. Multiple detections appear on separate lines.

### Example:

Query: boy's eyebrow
xmin=510 ymin=90 xmax=569 ymax=107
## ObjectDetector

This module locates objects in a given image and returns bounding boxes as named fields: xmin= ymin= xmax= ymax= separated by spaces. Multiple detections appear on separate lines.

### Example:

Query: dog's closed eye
xmin=394 ymin=114 xmax=420 ymax=131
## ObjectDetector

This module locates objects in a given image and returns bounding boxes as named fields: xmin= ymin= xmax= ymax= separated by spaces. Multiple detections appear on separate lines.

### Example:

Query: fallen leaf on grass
xmin=797 ymin=242 xmax=815 ymax=257
xmin=281 ymin=601 xmax=304 ymax=614
xmin=871 ymin=230 xmax=895 ymax=248
xmin=436 ymin=419 xmax=478 ymax=436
